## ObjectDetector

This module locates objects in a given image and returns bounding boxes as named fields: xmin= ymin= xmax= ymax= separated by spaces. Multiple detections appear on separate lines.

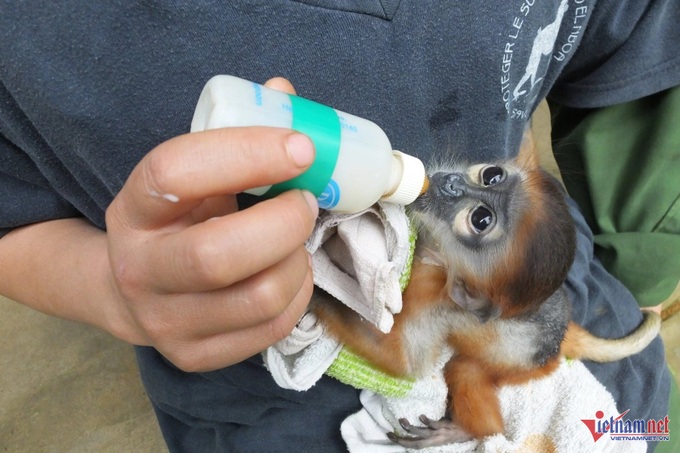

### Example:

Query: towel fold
xmin=306 ymin=203 xmax=413 ymax=333
xmin=261 ymin=312 xmax=343 ymax=391
xmin=263 ymin=203 xmax=414 ymax=391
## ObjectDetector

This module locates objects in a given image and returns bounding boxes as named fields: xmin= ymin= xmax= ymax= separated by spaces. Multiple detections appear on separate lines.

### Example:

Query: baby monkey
xmin=312 ymin=136 xmax=661 ymax=448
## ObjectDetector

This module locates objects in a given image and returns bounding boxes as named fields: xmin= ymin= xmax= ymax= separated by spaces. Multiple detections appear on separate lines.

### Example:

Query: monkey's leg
xmin=445 ymin=356 xmax=504 ymax=438
xmin=388 ymin=356 xmax=503 ymax=448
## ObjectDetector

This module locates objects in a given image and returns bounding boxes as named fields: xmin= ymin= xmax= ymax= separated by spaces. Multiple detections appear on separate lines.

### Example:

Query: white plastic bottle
xmin=191 ymin=75 xmax=427 ymax=213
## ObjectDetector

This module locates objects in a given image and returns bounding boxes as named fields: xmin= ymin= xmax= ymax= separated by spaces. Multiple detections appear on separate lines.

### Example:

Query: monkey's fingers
xmin=387 ymin=416 xmax=473 ymax=449
xmin=419 ymin=414 xmax=459 ymax=430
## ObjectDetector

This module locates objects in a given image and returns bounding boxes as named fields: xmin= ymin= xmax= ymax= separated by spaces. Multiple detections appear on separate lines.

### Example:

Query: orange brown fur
xmin=314 ymin=257 xmax=658 ymax=447
xmin=312 ymin=147 xmax=660 ymax=448
xmin=490 ymin=167 xmax=575 ymax=318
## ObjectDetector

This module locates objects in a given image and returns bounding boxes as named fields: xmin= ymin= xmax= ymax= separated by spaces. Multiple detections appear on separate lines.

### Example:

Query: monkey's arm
xmin=311 ymin=288 xmax=410 ymax=377
xmin=313 ymin=259 xmax=452 ymax=378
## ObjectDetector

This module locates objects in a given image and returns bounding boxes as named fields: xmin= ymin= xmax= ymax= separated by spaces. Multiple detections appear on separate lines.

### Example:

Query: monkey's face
xmin=409 ymin=162 xmax=527 ymax=268
xmin=408 ymin=160 xmax=575 ymax=320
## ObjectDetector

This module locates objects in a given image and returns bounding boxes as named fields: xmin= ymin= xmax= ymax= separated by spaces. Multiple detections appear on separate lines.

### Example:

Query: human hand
xmin=104 ymin=78 xmax=318 ymax=372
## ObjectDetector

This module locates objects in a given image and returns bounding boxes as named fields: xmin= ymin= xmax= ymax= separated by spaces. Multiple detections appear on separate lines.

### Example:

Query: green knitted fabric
xmin=399 ymin=223 xmax=418 ymax=292
xmin=324 ymin=223 xmax=418 ymax=397
xmin=325 ymin=348 xmax=414 ymax=397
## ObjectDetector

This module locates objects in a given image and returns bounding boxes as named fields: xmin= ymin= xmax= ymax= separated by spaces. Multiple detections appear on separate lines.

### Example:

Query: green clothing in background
xmin=551 ymin=86 xmax=680 ymax=453
xmin=552 ymin=86 xmax=680 ymax=308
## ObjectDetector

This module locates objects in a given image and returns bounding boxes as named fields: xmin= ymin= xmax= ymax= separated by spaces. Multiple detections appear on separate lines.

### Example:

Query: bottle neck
xmin=383 ymin=153 xmax=404 ymax=199
xmin=380 ymin=151 xmax=427 ymax=205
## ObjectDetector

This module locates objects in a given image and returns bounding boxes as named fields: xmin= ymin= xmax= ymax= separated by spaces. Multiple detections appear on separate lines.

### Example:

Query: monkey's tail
xmin=562 ymin=310 xmax=661 ymax=363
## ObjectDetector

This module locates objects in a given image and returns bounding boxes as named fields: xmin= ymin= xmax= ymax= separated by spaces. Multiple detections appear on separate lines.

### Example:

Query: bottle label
xmin=263 ymin=94 xmax=341 ymax=199
xmin=318 ymin=179 xmax=341 ymax=210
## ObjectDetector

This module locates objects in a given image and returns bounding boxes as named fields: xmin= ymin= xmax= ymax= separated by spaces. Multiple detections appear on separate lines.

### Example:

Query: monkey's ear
xmin=449 ymin=280 xmax=501 ymax=323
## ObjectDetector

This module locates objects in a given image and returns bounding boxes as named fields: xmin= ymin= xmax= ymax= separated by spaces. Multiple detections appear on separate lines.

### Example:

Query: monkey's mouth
xmin=411 ymin=172 xmax=464 ymax=210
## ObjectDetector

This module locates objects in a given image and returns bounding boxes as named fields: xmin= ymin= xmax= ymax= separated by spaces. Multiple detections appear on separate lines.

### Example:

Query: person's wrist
xmin=82 ymin=226 xmax=143 ymax=345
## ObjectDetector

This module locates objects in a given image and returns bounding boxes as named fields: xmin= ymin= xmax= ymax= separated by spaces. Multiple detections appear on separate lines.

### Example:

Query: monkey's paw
xmin=387 ymin=415 xmax=473 ymax=449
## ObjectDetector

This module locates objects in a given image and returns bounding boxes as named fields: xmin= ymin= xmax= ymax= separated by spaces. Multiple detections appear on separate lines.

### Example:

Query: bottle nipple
xmin=420 ymin=176 xmax=430 ymax=195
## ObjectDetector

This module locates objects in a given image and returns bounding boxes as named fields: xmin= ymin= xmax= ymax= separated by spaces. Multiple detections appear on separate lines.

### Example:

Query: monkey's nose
xmin=433 ymin=172 xmax=465 ymax=197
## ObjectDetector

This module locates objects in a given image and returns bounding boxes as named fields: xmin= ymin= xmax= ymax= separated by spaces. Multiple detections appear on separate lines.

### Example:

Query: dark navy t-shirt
xmin=2 ymin=0 xmax=679 ymax=233
xmin=1 ymin=1 xmax=679 ymax=451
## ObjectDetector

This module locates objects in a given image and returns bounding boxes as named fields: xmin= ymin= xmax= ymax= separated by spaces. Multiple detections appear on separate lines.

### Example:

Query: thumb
xmin=264 ymin=77 xmax=297 ymax=95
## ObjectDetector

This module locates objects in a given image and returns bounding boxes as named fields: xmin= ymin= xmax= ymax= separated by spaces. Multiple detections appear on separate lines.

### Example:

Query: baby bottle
xmin=191 ymin=75 xmax=427 ymax=213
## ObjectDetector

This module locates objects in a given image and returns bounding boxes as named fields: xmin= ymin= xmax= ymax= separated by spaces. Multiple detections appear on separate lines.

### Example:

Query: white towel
xmin=263 ymin=203 xmax=414 ymax=391
xmin=260 ymin=312 xmax=343 ymax=391
xmin=306 ymin=203 xmax=413 ymax=333
xmin=341 ymin=358 xmax=646 ymax=453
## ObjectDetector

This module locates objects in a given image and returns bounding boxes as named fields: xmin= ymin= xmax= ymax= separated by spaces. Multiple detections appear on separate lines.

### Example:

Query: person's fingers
xmin=110 ymin=127 xmax=315 ymax=230
xmin=187 ymin=195 xmax=240 ymax=224
xmin=264 ymin=77 xmax=296 ymax=95
xmin=143 ymin=189 xmax=317 ymax=293
xmin=157 ymin=255 xmax=315 ymax=372
xmin=138 ymin=247 xmax=312 ymax=340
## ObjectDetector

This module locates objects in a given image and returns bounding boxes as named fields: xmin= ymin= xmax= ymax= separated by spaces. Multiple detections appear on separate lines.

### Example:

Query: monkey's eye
xmin=481 ymin=166 xmax=505 ymax=186
xmin=469 ymin=206 xmax=494 ymax=234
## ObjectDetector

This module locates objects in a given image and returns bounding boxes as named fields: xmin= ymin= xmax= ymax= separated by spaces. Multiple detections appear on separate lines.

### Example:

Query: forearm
xmin=0 ymin=218 xmax=125 ymax=338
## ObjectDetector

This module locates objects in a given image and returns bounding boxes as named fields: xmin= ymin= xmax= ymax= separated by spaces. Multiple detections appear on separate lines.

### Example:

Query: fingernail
xmin=302 ymin=190 xmax=319 ymax=217
xmin=286 ymin=133 xmax=315 ymax=168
